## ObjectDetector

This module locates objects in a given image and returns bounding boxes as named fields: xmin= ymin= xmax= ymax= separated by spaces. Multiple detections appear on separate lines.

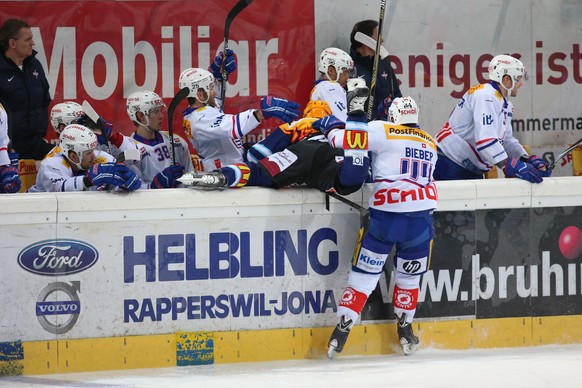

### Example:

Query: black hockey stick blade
xmin=224 ymin=0 xmax=254 ymax=40
xmin=326 ymin=192 xmax=371 ymax=262
xmin=167 ymin=87 xmax=190 ymax=165
xmin=548 ymin=137 xmax=582 ymax=169
xmin=220 ymin=0 xmax=254 ymax=104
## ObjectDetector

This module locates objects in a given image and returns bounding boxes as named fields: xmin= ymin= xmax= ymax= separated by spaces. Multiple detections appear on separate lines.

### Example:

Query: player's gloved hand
xmin=377 ymin=97 xmax=392 ymax=121
xmin=150 ymin=165 xmax=185 ymax=189
xmin=312 ymin=115 xmax=345 ymax=136
xmin=85 ymin=162 xmax=133 ymax=189
xmin=210 ymin=49 xmax=237 ymax=80
xmin=525 ymin=154 xmax=552 ymax=177
xmin=260 ymin=96 xmax=301 ymax=123
xmin=120 ymin=167 xmax=142 ymax=191
xmin=503 ymin=158 xmax=543 ymax=183
xmin=0 ymin=164 xmax=21 ymax=193
xmin=75 ymin=113 xmax=113 ymax=146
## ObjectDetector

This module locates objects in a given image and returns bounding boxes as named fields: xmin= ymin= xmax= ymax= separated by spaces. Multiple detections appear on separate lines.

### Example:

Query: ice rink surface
xmin=2 ymin=344 xmax=582 ymax=388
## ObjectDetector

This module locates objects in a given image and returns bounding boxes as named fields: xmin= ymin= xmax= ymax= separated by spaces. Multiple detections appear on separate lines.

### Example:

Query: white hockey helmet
xmin=126 ymin=90 xmax=166 ymax=123
xmin=59 ymin=124 xmax=99 ymax=162
xmin=50 ymin=101 xmax=83 ymax=134
xmin=488 ymin=54 xmax=527 ymax=84
xmin=178 ymin=68 xmax=214 ymax=103
xmin=318 ymin=47 xmax=355 ymax=81
xmin=389 ymin=97 xmax=419 ymax=125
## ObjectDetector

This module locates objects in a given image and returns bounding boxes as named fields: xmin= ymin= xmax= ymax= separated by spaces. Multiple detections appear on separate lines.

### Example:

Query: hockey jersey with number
xmin=436 ymin=82 xmax=526 ymax=174
xmin=367 ymin=121 xmax=438 ymax=213
xmin=28 ymin=146 xmax=114 ymax=192
xmin=130 ymin=131 xmax=193 ymax=188
xmin=182 ymin=104 xmax=260 ymax=172
xmin=327 ymin=120 xmax=438 ymax=213
xmin=309 ymin=79 xmax=348 ymax=122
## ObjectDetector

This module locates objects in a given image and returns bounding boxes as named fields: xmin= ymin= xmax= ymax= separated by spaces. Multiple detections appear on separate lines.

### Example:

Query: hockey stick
xmin=367 ymin=0 xmax=387 ymax=121
xmin=326 ymin=191 xmax=370 ymax=261
xmin=548 ymin=137 xmax=582 ymax=169
xmin=220 ymin=0 xmax=254 ymax=106
xmin=354 ymin=31 xmax=390 ymax=59
xmin=167 ymin=87 xmax=190 ymax=165
xmin=81 ymin=100 xmax=140 ymax=163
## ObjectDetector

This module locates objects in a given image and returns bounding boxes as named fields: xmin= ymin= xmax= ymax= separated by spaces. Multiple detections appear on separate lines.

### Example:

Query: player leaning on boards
xmin=327 ymin=97 xmax=437 ymax=359
xmin=176 ymin=49 xmax=301 ymax=188
xmin=434 ymin=54 xmax=551 ymax=182
xmin=125 ymin=90 xmax=193 ymax=189
xmin=27 ymin=124 xmax=141 ymax=192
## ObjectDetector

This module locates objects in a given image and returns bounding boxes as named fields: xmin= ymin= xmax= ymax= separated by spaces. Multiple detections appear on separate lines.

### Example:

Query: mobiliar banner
xmin=0 ymin=0 xmax=316 ymax=143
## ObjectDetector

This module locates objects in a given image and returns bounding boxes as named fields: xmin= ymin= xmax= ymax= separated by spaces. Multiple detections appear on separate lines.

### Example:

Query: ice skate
xmin=397 ymin=314 xmax=419 ymax=356
xmin=346 ymin=78 xmax=369 ymax=116
xmin=327 ymin=315 xmax=353 ymax=359
xmin=177 ymin=171 xmax=227 ymax=189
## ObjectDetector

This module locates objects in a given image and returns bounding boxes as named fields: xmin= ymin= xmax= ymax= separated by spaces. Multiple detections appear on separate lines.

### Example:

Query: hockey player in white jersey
xmin=126 ymin=90 xmax=192 ymax=189
xmin=310 ymin=47 xmax=355 ymax=122
xmin=326 ymin=97 xmax=436 ymax=358
xmin=0 ymin=102 xmax=21 ymax=193
xmin=178 ymin=67 xmax=301 ymax=187
xmin=434 ymin=54 xmax=551 ymax=182
xmin=28 ymin=124 xmax=141 ymax=192
xmin=50 ymin=101 xmax=83 ymax=135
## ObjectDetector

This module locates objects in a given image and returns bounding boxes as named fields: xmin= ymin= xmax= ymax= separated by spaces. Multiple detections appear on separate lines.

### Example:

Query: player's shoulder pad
xmin=467 ymin=83 xmax=486 ymax=95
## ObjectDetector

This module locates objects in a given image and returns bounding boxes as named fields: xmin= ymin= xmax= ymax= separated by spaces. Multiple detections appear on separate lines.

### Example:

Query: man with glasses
xmin=434 ymin=54 xmax=551 ymax=183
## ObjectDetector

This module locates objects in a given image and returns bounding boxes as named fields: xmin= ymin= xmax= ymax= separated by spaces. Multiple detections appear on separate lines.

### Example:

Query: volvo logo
xmin=36 ymin=281 xmax=81 ymax=334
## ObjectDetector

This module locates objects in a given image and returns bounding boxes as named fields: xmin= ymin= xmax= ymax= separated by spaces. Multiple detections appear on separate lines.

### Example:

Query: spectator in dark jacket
xmin=0 ymin=19 xmax=52 ymax=160
xmin=349 ymin=19 xmax=402 ymax=120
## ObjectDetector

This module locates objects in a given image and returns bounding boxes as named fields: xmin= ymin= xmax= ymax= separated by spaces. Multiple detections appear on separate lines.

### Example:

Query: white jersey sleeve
xmin=0 ymin=103 xmax=10 ymax=166
xmin=436 ymin=83 xmax=516 ymax=172
xmin=367 ymin=121 xmax=438 ymax=213
xmin=183 ymin=105 xmax=259 ymax=171
xmin=310 ymin=80 xmax=348 ymax=122
xmin=28 ymin=147 xmax=115 ymax=192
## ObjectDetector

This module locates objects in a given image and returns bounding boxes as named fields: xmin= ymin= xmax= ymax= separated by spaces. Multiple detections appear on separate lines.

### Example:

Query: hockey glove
xmin=86 ymin=162 xmax=132 ymax=189
xmin=75 ymin=113 xmax=113 ymax=146
xmin=525 ymin=154 xmax=552 ymax=177
xmin=120 ymin=167 xmax=142 ymax=191
xmin=150 ymin=165 xmax=185 ymax=189
xmin=312 ymin=115 xmax=345 ymax=137
xmin=503 ymin=158 xmax=543 ymax=183
xmin=210 ymin=49 xmax=237 ymax=80
xmin=377 ymin=97 xmax=392 ymax=121
xmin=0 ymin=164 xmax=21 ymax=193
xmin=261 ymin=96 xmax=301 ymax=123
xmin=346 ymin=78 xmax=369 ymax=117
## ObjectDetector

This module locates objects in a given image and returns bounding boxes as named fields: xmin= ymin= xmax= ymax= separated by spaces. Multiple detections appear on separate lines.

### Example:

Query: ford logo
xmin=18 ymin=239 xmax=99 ymax=276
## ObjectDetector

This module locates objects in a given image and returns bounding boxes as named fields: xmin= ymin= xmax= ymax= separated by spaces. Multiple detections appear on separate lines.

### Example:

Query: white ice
xmin=2 ymin=344 xmax=582 ymax=388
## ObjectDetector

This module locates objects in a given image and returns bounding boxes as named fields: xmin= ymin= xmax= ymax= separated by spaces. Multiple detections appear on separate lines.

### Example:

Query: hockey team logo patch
xmin=18 ymin=239 xmax=99 ymax=276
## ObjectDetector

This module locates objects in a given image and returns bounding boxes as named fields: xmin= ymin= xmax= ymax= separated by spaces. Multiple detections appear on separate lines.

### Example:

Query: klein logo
xmin=18 ymin=239 xmax=98 ymax=276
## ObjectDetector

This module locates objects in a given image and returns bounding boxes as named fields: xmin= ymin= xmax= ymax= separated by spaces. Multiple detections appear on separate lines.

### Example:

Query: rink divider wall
xmin=2 ymin=178 xmax=582 ymax=375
